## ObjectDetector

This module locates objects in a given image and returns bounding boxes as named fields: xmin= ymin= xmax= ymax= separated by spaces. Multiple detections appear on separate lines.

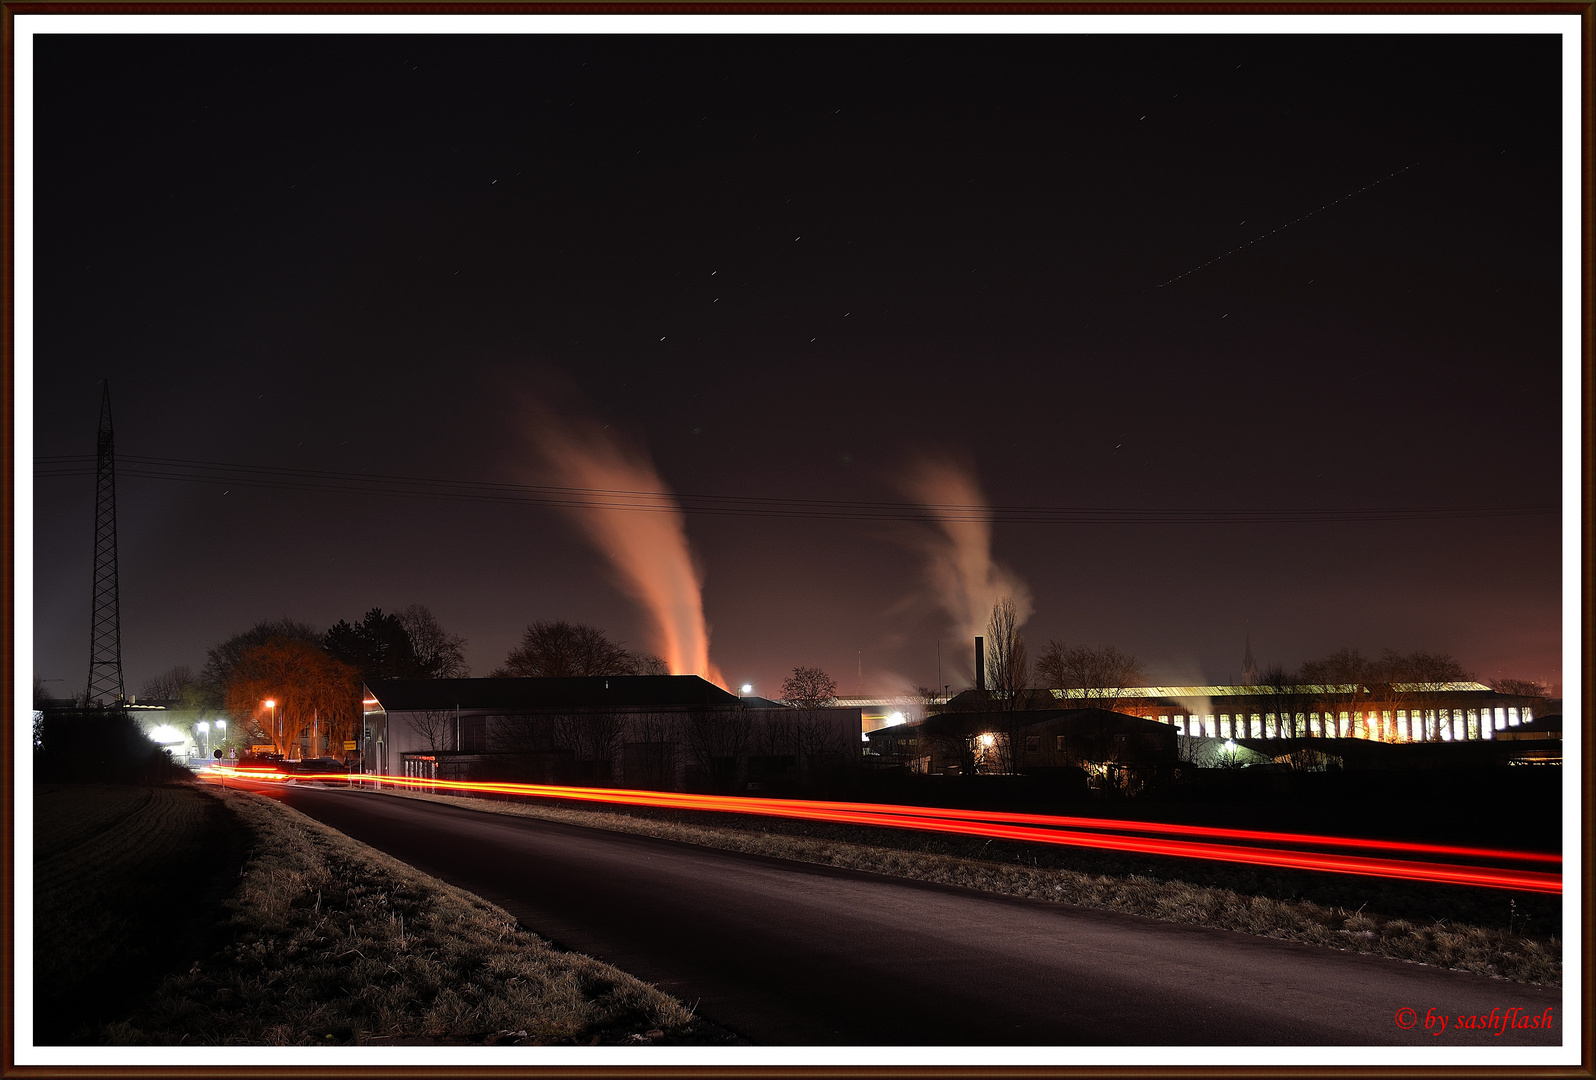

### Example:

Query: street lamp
xmin=265 ymin=699 xmax=276 ymax=753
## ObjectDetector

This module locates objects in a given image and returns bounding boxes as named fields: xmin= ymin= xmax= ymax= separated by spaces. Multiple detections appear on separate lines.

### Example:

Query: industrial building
xmin=362 ymin=675 xmax=864 ymax=792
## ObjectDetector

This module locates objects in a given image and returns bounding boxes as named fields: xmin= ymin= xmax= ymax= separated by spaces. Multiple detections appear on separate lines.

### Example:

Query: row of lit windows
xmin=1150 ymin=706 xmax=1531 ymax=742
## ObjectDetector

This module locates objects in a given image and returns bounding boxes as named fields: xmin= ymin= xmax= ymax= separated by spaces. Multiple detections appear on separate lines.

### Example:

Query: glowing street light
xmin=740 ymin=684 xmax=753 ymax=695
xmin=265 ymin=699 xmax=277 ymax=750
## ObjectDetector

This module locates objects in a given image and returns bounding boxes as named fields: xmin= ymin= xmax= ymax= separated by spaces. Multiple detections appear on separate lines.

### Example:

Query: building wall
xmin=370 ymin=699 xmax=863 ymax=791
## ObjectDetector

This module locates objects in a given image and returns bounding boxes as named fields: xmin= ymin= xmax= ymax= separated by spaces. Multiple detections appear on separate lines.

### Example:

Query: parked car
xmin=286 ymin=756 xmax=349 ymax=775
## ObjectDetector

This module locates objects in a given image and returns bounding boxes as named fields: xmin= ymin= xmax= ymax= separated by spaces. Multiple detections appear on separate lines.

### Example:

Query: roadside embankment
xmin=45 ymin=784 xmax=731 ymax=1045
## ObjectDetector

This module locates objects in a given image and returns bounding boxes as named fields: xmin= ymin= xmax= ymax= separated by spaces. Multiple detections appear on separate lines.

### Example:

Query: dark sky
xmin=30 ymin=33 xmax=1566 ymax=699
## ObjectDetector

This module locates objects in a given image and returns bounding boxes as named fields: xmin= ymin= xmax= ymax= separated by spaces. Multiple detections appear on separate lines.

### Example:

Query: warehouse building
xmin=362 ymin=676 xmax=863 ymax=792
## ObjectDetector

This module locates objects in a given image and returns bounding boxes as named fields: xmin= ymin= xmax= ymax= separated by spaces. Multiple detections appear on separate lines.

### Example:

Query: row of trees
xmin=139 ymin=605 xmax=470 ymax=758
xmin=489 ymin=620 xmax=669 ymax=677
xmin=975 ymin=596 xmax=1148 ymax=712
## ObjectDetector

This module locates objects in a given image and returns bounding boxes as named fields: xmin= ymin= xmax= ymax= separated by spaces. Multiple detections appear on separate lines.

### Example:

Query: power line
xmin=1156 ymin=162 xmax=1420 ymax=289
xmin=33 ymin=453 xmax=1557 ymax=526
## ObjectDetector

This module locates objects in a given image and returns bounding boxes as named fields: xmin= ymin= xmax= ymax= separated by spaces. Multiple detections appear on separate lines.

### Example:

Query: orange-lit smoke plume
xmin=524 ymin=404 xmax=721 ymax=686
xmin=900 ymin=456 xmax=1033 ymax=665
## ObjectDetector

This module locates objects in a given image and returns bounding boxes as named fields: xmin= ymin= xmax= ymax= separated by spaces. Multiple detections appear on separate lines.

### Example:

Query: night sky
xmin=29 ymin=31 xmax=1567 ymax=699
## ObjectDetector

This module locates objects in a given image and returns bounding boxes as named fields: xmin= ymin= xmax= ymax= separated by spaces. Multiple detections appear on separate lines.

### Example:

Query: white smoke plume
xmin=899 ymin=455 xmax=1033 ymax=671
xmin=523 ymin=400 xmax=721 ymax=686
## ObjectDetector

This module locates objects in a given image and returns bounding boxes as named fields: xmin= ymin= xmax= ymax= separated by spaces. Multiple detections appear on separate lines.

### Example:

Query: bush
xmin=35 ymin=710 xmax=192 ymax=785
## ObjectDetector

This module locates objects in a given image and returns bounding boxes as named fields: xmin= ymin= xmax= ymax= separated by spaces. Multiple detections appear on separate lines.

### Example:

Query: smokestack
xmin=975 ymin=636 xmax=985 ymax=691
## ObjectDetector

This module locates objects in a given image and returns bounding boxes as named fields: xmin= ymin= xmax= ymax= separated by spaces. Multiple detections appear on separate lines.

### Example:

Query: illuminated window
xmin=1219 ymin=716 xmax=1232 ymax=738
xmin=1522 ymin=705 xmax=1534 ymax=723
xmin=1205 ymin=715 xmax=1216 ymax=738
xmin=1396 ymin=711 xmax=1408 ymax=741
xmin=1339 ymin=712 xmax=1351 ymax=739
xmin=1505 ymin=707 xmax=1517 ymax=728
xmin=1250 ymin=714 xmax=1262 ymax=739
xmin=1381 ymin=711 xmax=1393 ymax=741
xmin=1296 ymin=713 xmax=1307 ymax=737
xmin=1453 ymin=714 xmax=1465 ymax=742
xmin=1438 ymin=710 xmax=1451 ymax=741
xmin=1309 ymin=713 xmax=1322 ymax=738
xmin=1496 ymin=707 xmax=1508 ymax=729
xmin=1264 ymin=713 xmax=1277 ymax=739
xmin=1425 ymin=710 xmax=1438 ymax=741
xmin=1173 ymin=716 xmax=1186 ymax=735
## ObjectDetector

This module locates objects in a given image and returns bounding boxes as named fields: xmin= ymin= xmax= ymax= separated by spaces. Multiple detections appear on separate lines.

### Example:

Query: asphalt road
xmin=248 ymin=782 xmax=1561 ymax=1046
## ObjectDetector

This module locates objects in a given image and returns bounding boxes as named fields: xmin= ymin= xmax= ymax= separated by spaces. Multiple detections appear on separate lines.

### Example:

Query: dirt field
xmin=33 ymin=783 xmax=246 ymax=1043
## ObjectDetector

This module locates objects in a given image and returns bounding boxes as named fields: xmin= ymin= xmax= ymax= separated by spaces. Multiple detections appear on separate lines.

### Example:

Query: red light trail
xmin=200 ymin=765 xmax=1561 ymax=894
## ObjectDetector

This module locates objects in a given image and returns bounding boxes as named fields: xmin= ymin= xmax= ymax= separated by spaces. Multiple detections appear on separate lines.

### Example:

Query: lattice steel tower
xmin=86 ymin=382 xmax=124 ymax=705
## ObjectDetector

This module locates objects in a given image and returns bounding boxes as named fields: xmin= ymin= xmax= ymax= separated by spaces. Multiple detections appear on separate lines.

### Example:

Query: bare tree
xmin=1489 ymin=677 xmax=1552 ymax=699
xmin=492 ymin=712 xmax=555 ymax=753
xmin=140 ymin=664 xmax=196 ymax=703
xmin=626 ymin=710 xmax=681 ymax=789
xmin=796 ymin=709 xmax=849 ymax=764
xmin=682 ymin=707 xmax=752 ymax=790
xmin=406 ymin=708 xmax=456 ymax=753
xmin=494 ymin=620 xmax=661 ymax=678
xmin=780 ymin=666 xmax=839 ymax=709
xmin=397 ymin=604 xmax=471 ymax=678
xmin=754 ymin=707 xmax=800 ymax=759
xmin=1377 ymin=649 xmax=1472 ymax=689
xmin=1256 ymin=663 xmax=1312 ymax=739
xmin=1036 ymin=642 xmax=1145 ymax=712
xmin=626 ymin=652 xmax=671 ymax=675
xmin=985 ymin=597 xmax=1030 ymax=710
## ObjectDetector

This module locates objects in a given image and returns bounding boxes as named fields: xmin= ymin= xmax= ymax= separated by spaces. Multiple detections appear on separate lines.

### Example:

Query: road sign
xmin=344 ymin=740 xmax=358 ymax=751
xmin=250 ymin=744 xmax=274 ymax=753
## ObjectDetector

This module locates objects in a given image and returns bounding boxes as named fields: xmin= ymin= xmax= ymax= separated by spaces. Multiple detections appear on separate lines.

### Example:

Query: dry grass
xmin=379 ymin=787 xmax=1562 ymax=988
xmin=101 ymin=788 xmax=729 ymax=1046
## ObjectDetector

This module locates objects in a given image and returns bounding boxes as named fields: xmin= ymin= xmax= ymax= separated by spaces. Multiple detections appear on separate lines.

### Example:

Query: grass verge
xmin=102 ymin=788 xmax=734 ymax=1045
xmin=377 ymin=785 xmax=1561 ymax=988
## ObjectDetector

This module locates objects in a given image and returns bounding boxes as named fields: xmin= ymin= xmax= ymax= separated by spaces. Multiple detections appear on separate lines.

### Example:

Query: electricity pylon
xmin=86 ymin=382 xmax=124 ymax=706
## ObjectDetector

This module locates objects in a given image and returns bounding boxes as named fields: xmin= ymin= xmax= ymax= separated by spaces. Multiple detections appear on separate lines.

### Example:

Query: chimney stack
xmin=975 ymin=637 xmax=985 ymax=691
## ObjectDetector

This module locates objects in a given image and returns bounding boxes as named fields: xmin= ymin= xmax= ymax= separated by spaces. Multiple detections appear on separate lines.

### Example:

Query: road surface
xmin=243 ymin=781 xmax=1561 ymax=1046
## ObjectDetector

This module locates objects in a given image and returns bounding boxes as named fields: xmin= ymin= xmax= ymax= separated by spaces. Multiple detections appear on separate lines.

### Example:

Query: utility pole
xmin=86 ymin=382 xmax=124 ymax=706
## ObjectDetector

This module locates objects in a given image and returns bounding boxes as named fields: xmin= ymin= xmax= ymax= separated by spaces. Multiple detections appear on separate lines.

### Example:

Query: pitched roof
xmin=366 ymin=676 xmax=741 ymax=712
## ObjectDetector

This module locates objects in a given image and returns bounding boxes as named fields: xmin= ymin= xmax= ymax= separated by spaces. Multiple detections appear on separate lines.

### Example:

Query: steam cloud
xmin=899 ymin=456 xmax=1033 ymax=671
xmin=524 ymin=403 xmax=721 ymax=686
